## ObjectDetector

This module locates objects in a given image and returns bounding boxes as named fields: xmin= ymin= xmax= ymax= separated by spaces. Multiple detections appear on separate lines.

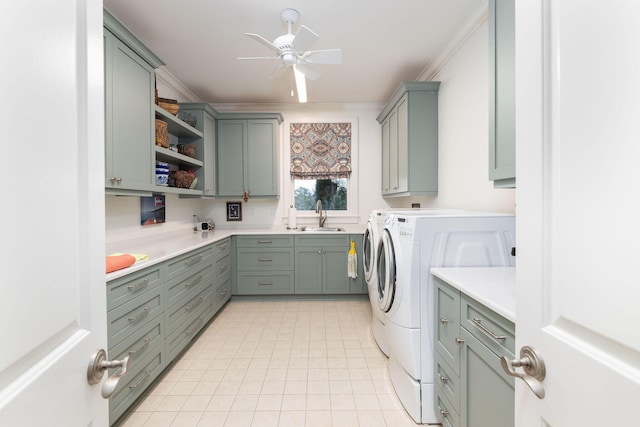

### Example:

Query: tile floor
xmin=118 ymin=298 xmax=422 ymax=427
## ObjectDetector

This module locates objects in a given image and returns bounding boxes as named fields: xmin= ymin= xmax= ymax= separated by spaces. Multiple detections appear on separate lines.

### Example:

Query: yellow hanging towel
xmin=348 ymin=240 xmax=358 ymax=278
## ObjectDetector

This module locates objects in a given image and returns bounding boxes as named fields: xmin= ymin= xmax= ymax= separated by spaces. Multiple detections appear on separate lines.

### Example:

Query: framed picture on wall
xmin=227 ymin=202 xmax=242 ymax=221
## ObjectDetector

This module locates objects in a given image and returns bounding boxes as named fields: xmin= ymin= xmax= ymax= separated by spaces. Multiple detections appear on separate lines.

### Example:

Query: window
xmin=294 ymin=178 xmax=347 ymax=211
xmin=290 ymin=122 xmax=352 ymax=212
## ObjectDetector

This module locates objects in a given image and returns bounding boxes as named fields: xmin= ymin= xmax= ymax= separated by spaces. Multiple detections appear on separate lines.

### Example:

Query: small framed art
xmin=227 ymin=202 xmax=242 ymax=221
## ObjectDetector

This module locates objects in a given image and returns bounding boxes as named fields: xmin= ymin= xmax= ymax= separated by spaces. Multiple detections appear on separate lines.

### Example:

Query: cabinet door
xmin=396 ymin=94 xmax=409 ymax=193
xmin=459 ymin=328 xmax=514 ymax=427
xmin=201 ymin=110 xmax=216 ymax=197
xmin=217 ymin=120 xmax=246 ymax=196
xmin=323 ymin=246 xmax=350 ymax=294
xmin=105 ymin=32 xmax=154 ymax=191
xmin=489 ymin=0 xmax=516 ymax=186
xmin=388 ymin=108 xmax=399 ymax=193
xmin=247 ymin=120 xmax=278 ymax=197
xmin=381 ymin=117 xmax=391 ymax=194
xmin=295 ymin=247 xmax=323 ymax=294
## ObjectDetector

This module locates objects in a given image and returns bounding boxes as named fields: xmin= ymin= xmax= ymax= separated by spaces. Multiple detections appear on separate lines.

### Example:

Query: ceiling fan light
xmin=294 ymin=67 xmax=307 ymax=103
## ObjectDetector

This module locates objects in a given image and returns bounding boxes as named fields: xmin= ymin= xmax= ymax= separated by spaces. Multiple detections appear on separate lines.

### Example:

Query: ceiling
xmin=103 ymin=0 xmax=483 ymax=105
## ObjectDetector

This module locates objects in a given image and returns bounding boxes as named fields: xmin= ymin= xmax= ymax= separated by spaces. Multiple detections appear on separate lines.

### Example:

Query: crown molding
xmin=154 ymin=66 xmax=201 ymax=102
xmin=417 ymin=0 xmax=489 ymax=81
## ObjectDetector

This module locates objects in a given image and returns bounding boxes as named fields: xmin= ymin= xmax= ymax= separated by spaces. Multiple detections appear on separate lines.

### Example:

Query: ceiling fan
xmin=238 ymin=8 xmax=342 ymax=103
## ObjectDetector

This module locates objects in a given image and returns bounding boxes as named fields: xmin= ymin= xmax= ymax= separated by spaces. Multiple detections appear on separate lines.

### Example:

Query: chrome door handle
xmin=500 ymin=345 xmax=546 ymax=399
xmin=87 ymin=349 xmax=131 ymax=398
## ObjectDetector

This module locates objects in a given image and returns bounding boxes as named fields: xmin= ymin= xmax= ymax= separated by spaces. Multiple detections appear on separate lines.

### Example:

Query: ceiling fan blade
xmin=302 ymin=49 xmax=343 ymax=65
xmin=245 ymin=33 xmax=281 ymax=54
xmin=268 ymin=63 xmax=287 ymax=79
xmin=293 ymin=66 xmax=307 ymax=103
xmin=295 ymin=62 xmax=323 ymax=81
xmin=291 ymin=25 xmax=318 ymax=53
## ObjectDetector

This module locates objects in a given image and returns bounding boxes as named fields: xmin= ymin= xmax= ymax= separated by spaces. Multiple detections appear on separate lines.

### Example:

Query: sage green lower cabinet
xmin=434 ymin=277 xmax=515 ymax=427
xmin=106 ymin=240 xmax=230 ymax=426
xmin=235 ymin=235 xmax=295 ymax=294
xmin=294 ymin=235 xmax=351 ymax=294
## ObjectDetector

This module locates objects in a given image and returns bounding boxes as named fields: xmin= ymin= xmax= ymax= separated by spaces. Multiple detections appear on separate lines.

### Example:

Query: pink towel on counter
xmin=106 ymin=254 xmax=136 ymax=273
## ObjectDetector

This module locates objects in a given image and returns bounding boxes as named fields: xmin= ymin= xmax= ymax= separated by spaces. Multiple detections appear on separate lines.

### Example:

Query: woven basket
xmin=155 ymin=119 xmax=169 ymax=148
xmin=158 ymin=97 xmax=179 ymax=115
xmin=170 ymin=170 xmax=195 ymax=188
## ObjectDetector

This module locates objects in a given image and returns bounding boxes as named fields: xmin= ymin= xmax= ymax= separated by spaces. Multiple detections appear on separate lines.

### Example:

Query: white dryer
xmin=376 ymin=212 xmax=516 ymax=423
xmin=363 ymin=209 xmax=462 ymax=357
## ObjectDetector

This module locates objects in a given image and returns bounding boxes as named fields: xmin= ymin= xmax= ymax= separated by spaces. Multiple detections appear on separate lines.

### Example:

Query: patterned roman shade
xmin=290 ymin=123 xmax=352 ymax=179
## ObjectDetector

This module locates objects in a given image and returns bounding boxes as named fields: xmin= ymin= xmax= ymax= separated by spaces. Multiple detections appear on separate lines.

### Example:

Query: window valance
xmin=290 ymin=122 xmax=352 ymax=180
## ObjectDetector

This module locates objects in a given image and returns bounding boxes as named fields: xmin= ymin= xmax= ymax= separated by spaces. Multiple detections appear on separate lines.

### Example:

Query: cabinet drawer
xmin=109 ymin=344 xmax=166 ymax=424
xmin=435 ymin=278 xmax=461 ymax=375
xmin=166 ymin=286 xmax=210 ymax=335
xmin=109 ymin=313 xmax=164 ymax=367
xmin=165 ymin=246 xmax=213 ymax=281
xmin=166 ymin=263 xmax=212 ymax=306
xmin=214 ymin=254 xmax=230 ymax=279
xmin=236 ymin=271 xmax=294 ymax=294
xmin=237 ymin=248 xmax=294 ymax=270
xmin=106 ymin=265 xmax=162 ymax=311
xmin=212 ymin=238 xmax=231 ymax=256
xmin=108 ymin=287 xmax=164 ymax=347
xmin=461 ymin=294 xmax=515 ymax=357
xmin=166 ymin=295 xmax=212 ymax=360
xmin=213 ymin=275 xmax=231 ymax=311
xmin=236 ymin=235 xmax=293 ymax=248
xmin=436 ymin=392 xmax=460 ymax=427
xmin=294 ymin=235 xmax=350 ymax=247
xmin=435 ymin=352 xmax=460 ymax=413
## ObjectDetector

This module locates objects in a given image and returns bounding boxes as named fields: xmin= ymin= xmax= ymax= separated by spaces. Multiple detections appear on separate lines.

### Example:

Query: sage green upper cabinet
xmin=216 ymin=113 xmax=283 ymax=199
xmin=377 ymin=82 xmax=440 ymax=198
xmin=178 ymin=103 xmax=218 ymax=198
xmin=489 ymin=0 xmax=516 ymax=188
xmin=103 ymin=10 xmax=163 ymax=195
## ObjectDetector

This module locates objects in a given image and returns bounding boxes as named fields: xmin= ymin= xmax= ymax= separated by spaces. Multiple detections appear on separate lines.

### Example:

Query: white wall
xmin=402 ymin=19 xmax=515 ymax=213
xmin=105 ymin=15 xmax=515 ymax=243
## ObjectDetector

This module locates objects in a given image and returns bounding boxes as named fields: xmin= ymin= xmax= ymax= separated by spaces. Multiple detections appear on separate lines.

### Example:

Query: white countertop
xmin=430 ymin=267 xmax=516 ymax=323
xmin=106 ymin=225 xmax=366 ymax=281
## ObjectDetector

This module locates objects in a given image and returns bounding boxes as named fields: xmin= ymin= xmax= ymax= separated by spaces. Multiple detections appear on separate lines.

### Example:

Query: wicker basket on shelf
xmin=158 ymin=97 xmax=179 ymax=115
xmin=155 ymin=119 xmax=169 ymax=147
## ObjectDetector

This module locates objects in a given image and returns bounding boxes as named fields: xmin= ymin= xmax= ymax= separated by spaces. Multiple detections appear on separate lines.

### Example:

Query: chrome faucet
xmin=315 ymin=200 xmax=327 ymax=228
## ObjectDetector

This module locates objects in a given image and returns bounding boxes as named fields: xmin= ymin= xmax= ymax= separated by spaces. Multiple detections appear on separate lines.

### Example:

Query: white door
xmin=515 ymin=0 xmax=640 ymax=425
xmin=0 ymin=1 xmax=109 ymax=425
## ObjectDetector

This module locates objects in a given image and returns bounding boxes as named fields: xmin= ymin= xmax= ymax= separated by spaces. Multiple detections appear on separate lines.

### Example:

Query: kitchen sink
xmin=299 ymin=226 xmax=345 ymax=232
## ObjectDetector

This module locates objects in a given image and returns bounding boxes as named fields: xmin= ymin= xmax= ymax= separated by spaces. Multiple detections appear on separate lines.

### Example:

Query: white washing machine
xmin=376 ymin=212 xmax=516 ymax=423
xmin=363 ymin=209 xmax=462 ymax=357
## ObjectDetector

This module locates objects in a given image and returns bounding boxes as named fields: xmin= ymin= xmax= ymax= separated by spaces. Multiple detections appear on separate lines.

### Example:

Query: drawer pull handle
xmin=184 ymin=275 xmax=203 ymax=288
xmin=219 ymin=263 xmax=228 ymax=271
xmin=257 ymin=240 xmax=273 ymax=244
xmin=218 ymin=245 xmax=227 ymax=251
xmin=185 ymin=296 xmax=204 ymax=312
xmin=258 ymin=281 xmax=273 ymax=286
xmin=455 ymin=337 xmax=465 ymax=345
xmin=184 ymin=255 xmax=203 ymax=266
xmin=439 ymin=318 xmax=449 ymax=324
xmin=220 ymin=289 xmax=228 ymax=295
xmin=472 ymin=317 xmax=507 ymax=341
xmin=129 ymin=369 xmax=151 ymax=390
xmin=128 ymin=307 xmax=149 ymax=322
xmin=128 ymin=338 xmax=151 ymax=355
xmin=439 ymin=375 xmax=449 ymax=383
xmin=185 ymin=317 xmax=203 ymax=336
xmin=258 ymin=258 xmax=273 ymax=262
xmin=128 ymin=278 xmax=149 ymax=291
xmin=440 ymin=409 xmax=449 ymax=417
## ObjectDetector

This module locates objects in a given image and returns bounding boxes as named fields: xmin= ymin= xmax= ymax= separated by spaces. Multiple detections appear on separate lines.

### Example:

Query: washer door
xmin=363 ymin=222 xmax=376 ymax=284
xmin=376 ymin=228 xmax=396 ymax=312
